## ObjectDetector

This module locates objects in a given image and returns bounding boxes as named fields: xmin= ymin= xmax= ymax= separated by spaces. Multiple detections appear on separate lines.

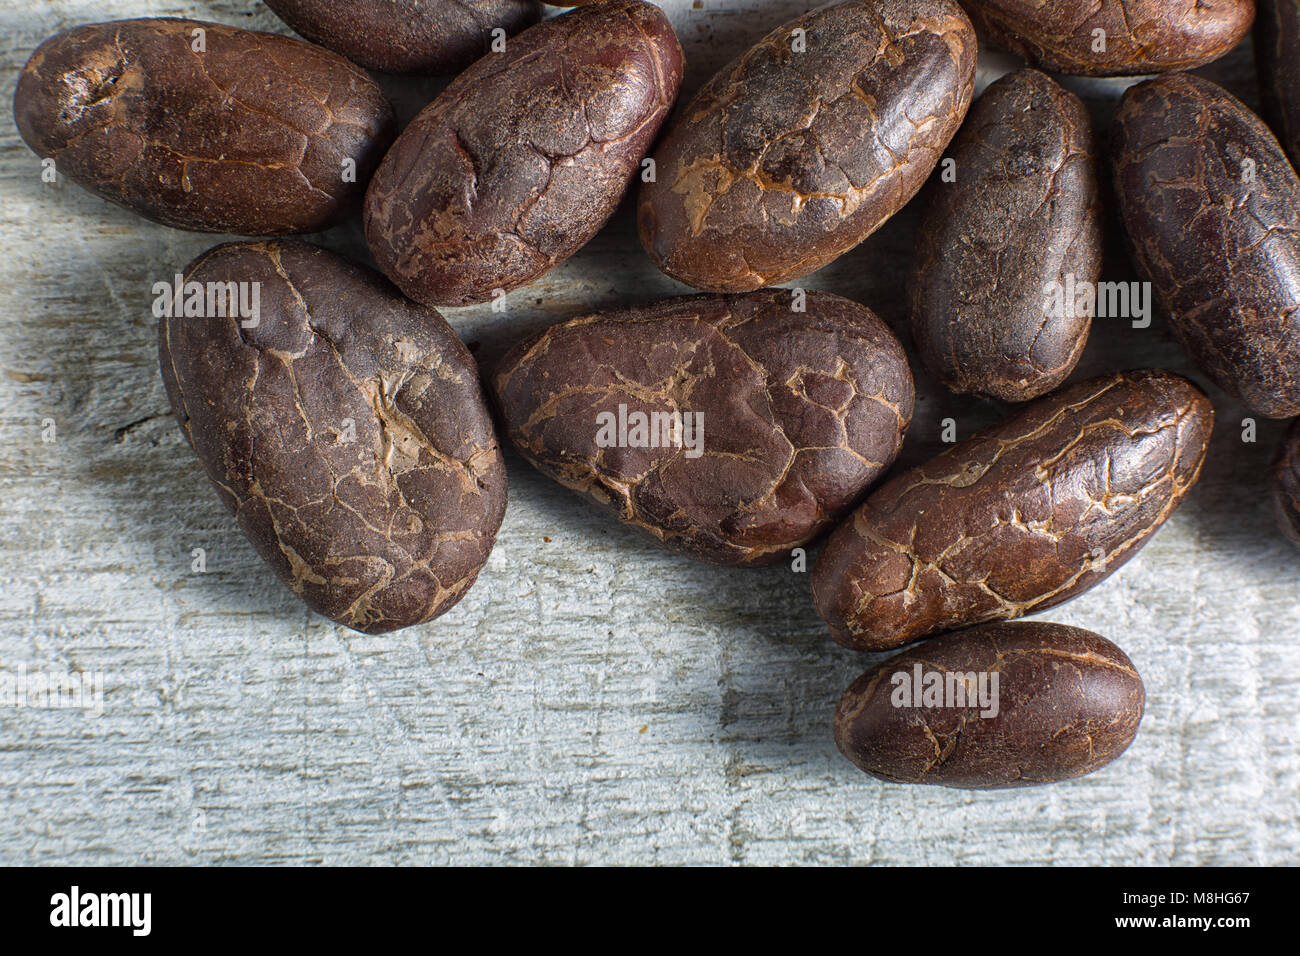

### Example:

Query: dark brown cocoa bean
xmin=637 ymin=0 xmax=977 ymax=292
xmin=492 ymin=290 xmax=914 ymax=566
xmin=364 ymin=0 xmax=683 ymax=306
xmin=910 ymin=68 xmax=1101 ymax=402
xmin=262 ymin=0 xmax=541 ymax=75
xmin=1111 ymin=74 xmax=1300 ymax=419
xmin=834 ymin=621 xmax=1145 ymax=788
xmin=13 ymin=18 xmax=394 ymax=235
xmin=159 ymin=241 xmax=507 ymax=633
xmin=959 ymin=0 xmax=1254 ymax=76
xmin=812 ymin=370 xmax=1213 ymax=650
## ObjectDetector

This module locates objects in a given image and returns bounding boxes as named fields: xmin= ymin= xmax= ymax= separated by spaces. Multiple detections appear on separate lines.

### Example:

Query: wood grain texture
xmin=0 ymin=1 xmax=1296 ymax=865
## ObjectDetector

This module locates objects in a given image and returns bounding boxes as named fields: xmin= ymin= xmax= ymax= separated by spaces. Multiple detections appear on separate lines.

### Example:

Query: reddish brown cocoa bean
xmin=910 ymin=68 xmax=1101 ymax=402
xmin=364 ymin=0 xmax=683 ymax=306
xmin=159 ymin=241 xmax=507 ymax=634
xmin=812 ymin=370 xmax=1213 ymax=650
xmin=834 ymin=621 xmax=1145 ymax=789
xmin=960 ymin=0 xmax=1254 ymax=76
xmin=1111 ymin=74 xmax=1300 ymax=419
xmin=637 ymin=0 xmax=977 ymax=292
xmin=492 ymin=290 xmax=914 ymax=566
xmin=13 ymin=18 xmax=394 ymax=235
xmin=262 ymin=0 xmax=541 ymax=75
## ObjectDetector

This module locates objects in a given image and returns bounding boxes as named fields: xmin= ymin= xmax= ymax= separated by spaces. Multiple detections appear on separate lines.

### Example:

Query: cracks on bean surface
xmin=28 ymin=19 xmax=385 ymax=227
xmin=914 ymin=71 xmax=1098 ymax=397
xmin=1113 ymin=75 xmax=1300 ymax=415
xmin=501 ymin=295 xmax=911 ymax=564
xmin=182 ymin=244 xmax=498 ymax=630
xmin=971 ymin=0 xmax=1246 ymax=72
xmin=838 ymin=625 xmax=1142 ymax=784
xmin=371 ymin=3 xmax=678 ymax=300
xmin=651 ymin=4 xmax=973 ymax=286
xmin=835 ymin=373 xmax=1209 ymax=644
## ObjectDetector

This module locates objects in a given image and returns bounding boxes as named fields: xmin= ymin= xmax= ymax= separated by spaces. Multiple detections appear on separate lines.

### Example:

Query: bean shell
xmin=811 ymin=370 xmax=1213 ymax=650
xmin=834 ymin=621 xmax=1145 ymax=789
xmin=492 ymin=290 xmax=914 ymax=566
xmin=262 ymin=0 xmax=541 ymax=75
xmin=159 ymin=241 xmax=507 ymax=633
xmin=364 ymin=0 xmax=683 ymax=306
xmin=637 ymin=0 xmax=977 ymax=292
xmin=910 ymin=68 xmax=1101 ymax=402
xmin=13 ymin=18 xmax=394 ymax=235
xmin=960 ymin=0 xmax=1254 ymax=76
xmin=1112 ymin=74 xmax=1300 ymax=419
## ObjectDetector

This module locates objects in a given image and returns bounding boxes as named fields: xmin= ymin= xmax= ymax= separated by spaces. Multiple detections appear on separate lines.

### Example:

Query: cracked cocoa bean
xmin=959 ymin=0 xmax=1254 ymax=76
xmin=637 ymin=0 xmax=977 ymax=292
xmin=910 ymin=68 xmax=1101 ymax=403
xmin=834 ymin=621 xmax=1145 ymax=788
xmin=1256 ymin=0 xmax=1300 ymax=169
xmin=1271 ymin=419 xmax=1300 ymax=547
xmin=1112 ymin=75 xmax=1300 ymax=420
xmin=812 ymin=370 xmax=1212 ymax=650
xmin=262 ymin=0 xmax=541 ymax=75
xmin=159 ymin=240 xmax=507 ymax=634
xmin=492 ymin=290 xmax=915 ymax=566
xmin=13 ymin=18 xmax=394 ymax=235
xmin=364 ymin=0 xmax=683 ymax=306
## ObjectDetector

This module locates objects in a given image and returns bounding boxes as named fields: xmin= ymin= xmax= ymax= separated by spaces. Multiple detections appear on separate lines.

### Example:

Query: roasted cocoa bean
xmin=637 ymin=0 xmax=977 ymax=292
xmin=262 ymin=0 xmax=541 ymax=75
xmin=492 ymin=289 xmax=914 ymax=566
xmin=13 ymin=18 xmax=394 ymax=235
xmin=364 ymin=0 xmax=683 ymax=306
xmin=159 ymin=240 xmax=507 ymax=633
xmin=812 ymin=370 xmax=1213 ymax=650
xmin=1111 ymin=74 xmax=1300 ymax=419
xmin=959 ymin=0 xmax=1254 ymax=76
xmin=910 ymin=68 xmax=1101 ymax=402
xmin=834 ymin=620 xmax=1145 ymax=788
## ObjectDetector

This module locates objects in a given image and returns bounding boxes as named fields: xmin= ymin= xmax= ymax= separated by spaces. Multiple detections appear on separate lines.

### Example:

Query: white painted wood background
xmin=0 ymin=0 xmax=1296 ymax=865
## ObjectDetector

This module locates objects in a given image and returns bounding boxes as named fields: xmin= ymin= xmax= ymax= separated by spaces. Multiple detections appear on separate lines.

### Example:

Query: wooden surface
xmin=0 ymin=0 xmax=1296 ymax=865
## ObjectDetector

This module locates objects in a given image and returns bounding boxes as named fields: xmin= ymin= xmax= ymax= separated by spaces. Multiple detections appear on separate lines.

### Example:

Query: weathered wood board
xmin=0 ymin=0 xmax=1296 ymax=865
